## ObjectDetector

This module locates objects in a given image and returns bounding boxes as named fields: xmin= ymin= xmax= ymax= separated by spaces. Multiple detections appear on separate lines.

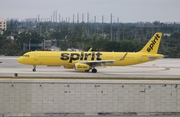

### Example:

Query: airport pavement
xmin=0 ymin=56 xmax=180 ymax=78
xmin=2 ymin=111 xmax=180 ymax=117
xmin=3 ymin=115 xmax=180 ymax=117
xmin=0 ymin=57 xmax=180 ymax=117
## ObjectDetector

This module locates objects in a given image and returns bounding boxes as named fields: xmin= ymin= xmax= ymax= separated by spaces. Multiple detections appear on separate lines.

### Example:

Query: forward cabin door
xmin=34 ymin=51 xmax=38 ymax=61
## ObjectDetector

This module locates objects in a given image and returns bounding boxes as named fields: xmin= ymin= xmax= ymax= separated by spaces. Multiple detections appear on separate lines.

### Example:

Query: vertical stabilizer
xmin=139 ymin=32 xmax=162 ymax=54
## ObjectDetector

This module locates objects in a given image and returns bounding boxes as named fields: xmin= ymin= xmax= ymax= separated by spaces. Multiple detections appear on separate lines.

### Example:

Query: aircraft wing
xmin=76 ymin=52 xmax=128 ymax=66
xmin=77 ymin=60 xmax=115 ymax=66
xmin=77 ymin=52 xmax=128 ymax=66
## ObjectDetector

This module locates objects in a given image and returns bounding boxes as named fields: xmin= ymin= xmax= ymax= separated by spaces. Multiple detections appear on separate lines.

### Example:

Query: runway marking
xmin=41 ymin=73 xmax=51 ymax=76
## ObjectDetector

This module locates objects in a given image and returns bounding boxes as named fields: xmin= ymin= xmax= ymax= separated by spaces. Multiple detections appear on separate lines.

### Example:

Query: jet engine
xmin=74 ymin=63 xmax=90 ymax=71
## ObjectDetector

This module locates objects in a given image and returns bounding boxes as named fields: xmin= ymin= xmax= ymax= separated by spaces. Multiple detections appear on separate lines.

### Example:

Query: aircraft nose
xmin=17 ymin=57 xmax=23 ymax=63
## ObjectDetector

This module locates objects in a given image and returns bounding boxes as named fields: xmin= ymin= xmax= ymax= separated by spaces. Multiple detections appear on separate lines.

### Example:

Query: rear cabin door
xmin=138 ymin=54 xmax=142 ymax=62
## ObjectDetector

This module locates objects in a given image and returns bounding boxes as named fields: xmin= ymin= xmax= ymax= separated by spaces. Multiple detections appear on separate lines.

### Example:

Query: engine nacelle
xmin=74 ymin=63 xmax=90 ymax=71
xmin=63 ymin=65 xmax=74 ymax=69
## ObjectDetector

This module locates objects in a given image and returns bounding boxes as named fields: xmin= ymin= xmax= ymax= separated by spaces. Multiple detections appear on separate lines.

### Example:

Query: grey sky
xmin=0 ymin=0 xmax=179 ymax=22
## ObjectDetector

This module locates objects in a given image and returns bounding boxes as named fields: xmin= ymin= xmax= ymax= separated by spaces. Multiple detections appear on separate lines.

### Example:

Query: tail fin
xmin=139 ymin=32 xmax=162 ymax=54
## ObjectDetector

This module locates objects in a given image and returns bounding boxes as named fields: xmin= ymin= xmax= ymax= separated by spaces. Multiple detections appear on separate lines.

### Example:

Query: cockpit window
xmin=23 ymin=54 xmax=30 ymax=57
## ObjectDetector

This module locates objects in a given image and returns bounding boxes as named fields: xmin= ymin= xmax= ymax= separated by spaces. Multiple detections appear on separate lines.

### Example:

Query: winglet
xmin=120 ymin=52 xmax=128 ymax=60
xmin=88 ymin=47 xmax=92 ymax=52
xmin=139 ymin=32 xmax=162 ymax=54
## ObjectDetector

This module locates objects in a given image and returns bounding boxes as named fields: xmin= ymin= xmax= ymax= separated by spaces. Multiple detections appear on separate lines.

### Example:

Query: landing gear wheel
xmin=32 ymin=65 xmax=36 ymax=72
xmin=92 ymin=68 xmax=97 ymax=73
xmin=32 ymin=68 xmax=36 ymax=72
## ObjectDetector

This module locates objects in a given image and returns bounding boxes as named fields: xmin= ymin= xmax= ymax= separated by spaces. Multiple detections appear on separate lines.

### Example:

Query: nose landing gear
xmin=32 ymin=65 xmax=36 ymax=72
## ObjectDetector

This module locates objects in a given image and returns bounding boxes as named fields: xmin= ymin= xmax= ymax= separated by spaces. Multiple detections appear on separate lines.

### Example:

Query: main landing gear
xmin=92 ymin=68 xmax=97 ymax=73
xmin=85 ymin=68 xmax=97 ymax=73
xmin=32 ymin=65 xmax=36 ymax=72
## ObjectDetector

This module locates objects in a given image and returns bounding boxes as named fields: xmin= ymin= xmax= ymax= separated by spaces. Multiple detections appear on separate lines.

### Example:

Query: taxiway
xmin=0 ymin=56 xmax=180 ymax=78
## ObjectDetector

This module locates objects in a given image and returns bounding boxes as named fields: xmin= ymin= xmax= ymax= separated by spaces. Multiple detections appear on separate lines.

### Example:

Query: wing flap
xmin=77 ymin=60 xmax=115 ymax=66
xmin=78 ymin=60 xmax=115 ymax=64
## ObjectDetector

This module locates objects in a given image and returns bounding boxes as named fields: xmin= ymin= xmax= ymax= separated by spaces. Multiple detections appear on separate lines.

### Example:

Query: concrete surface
xmin=0 ymin=79 xmax=180 ymax=116
xmin=0 ymin=56 xmax=180 ymax=116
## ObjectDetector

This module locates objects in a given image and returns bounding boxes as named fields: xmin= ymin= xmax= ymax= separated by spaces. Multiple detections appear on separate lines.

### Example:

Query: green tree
xmin=1 ymin=43 xmax=22 ymax=56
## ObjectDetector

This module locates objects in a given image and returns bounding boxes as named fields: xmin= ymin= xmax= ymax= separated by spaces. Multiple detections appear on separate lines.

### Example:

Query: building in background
xmin=0 ymin=19 xmax=7 ymax=31
xmin=0 ymin=19 xmax=6 ymax=34
xmin=43 ymin=39 xmax=59 ymax=51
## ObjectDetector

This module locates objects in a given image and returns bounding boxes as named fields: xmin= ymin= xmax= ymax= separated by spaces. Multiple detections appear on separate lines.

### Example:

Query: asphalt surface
xmin=0 ymin=56 xmax=180 ymax=78
xmin=2 ymin=115 xmax=180 ymax=117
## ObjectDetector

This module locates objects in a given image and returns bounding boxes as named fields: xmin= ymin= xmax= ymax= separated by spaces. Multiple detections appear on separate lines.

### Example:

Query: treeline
xmin=0 ymin=34 xmax=21 ymax=56
xmin=1 ymin=20 xmax=180 ymax=57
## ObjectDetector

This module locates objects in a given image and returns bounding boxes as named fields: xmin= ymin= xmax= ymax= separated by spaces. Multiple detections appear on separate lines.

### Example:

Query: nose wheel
xmin=32 ymin=65 xmax=36 ymax=72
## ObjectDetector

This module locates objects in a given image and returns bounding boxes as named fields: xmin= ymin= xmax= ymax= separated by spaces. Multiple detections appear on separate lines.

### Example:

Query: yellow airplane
xmin=17 ymin=32 xmax=164 ymax=73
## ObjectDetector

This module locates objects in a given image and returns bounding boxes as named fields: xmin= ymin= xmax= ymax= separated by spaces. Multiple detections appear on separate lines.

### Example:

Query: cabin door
xmin=34 ymin=51 xmax=38 ymax=61
xmin=138 ymin=55 xmax=142 ymax=62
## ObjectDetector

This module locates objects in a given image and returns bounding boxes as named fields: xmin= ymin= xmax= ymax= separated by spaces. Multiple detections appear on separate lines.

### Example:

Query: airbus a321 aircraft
xmin=17 ymin=32 xmax=164 ymax=73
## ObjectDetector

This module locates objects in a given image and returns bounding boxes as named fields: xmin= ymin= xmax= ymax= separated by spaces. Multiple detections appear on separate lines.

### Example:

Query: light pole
xmin=29 ymin=38 xmax=31 ymax=51
xmin=43 ymin=39 xmax=45 ymax=50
